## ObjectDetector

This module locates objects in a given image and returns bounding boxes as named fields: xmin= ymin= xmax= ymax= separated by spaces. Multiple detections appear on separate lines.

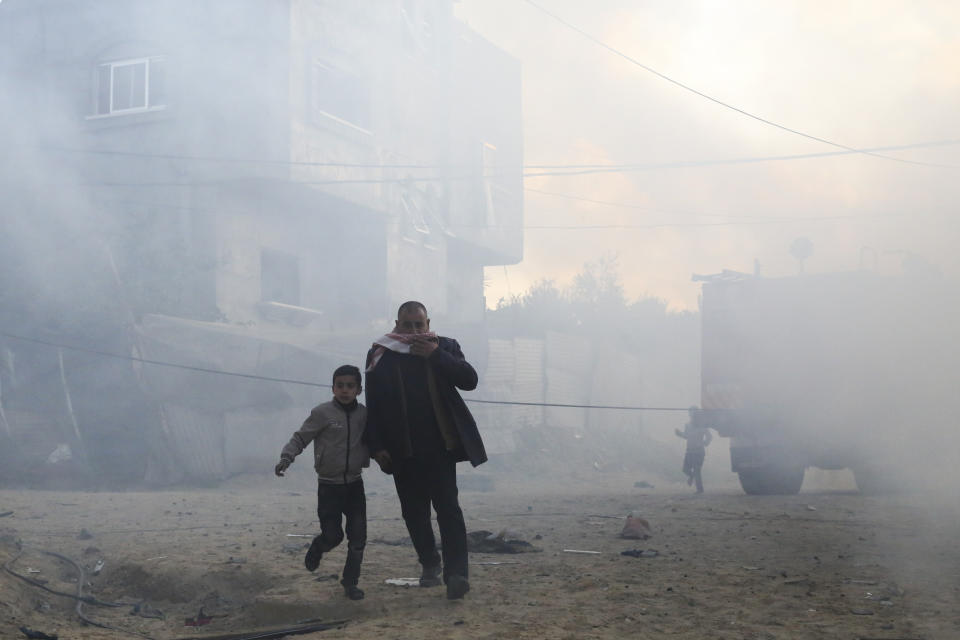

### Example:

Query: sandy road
xmin=1 ymin=470 xmax=958 ymax=639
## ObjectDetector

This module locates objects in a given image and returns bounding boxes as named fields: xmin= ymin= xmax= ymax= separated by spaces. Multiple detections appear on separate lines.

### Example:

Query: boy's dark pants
xmin=393 ymin=452 xmax=468 ymax=582
xmin=316 ymin=479 xmax=366 ymax=587
xmin=683 ymin=450 xmax=706 ymax=492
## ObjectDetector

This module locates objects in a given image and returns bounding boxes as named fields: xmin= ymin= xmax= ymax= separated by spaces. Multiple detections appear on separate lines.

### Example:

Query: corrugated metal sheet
xmin=589 ymin=346 xmax=642 ymax=433
xmin=163 ymin=405 xmax=226 ymax=481
xmin=544 ymin=332 xmax=593 ymax=430
xmin=224 ymin=407 xmax=305 ymax=474
xmin=472 ymin=337 xmax=545 ymax=453
xmin=484 ymin=339 xmax=515 ymax=383
xmin=135 ymin=314 xmax=341 ymax=482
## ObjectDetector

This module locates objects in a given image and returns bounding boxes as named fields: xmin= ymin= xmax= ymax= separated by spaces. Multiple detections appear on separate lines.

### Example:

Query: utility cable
xmin=37 ymin=137 xmax=960 ymax=180
xmin=0 ymin=331 xmax=325 ymax=388
xmin=44 ymin=146 xmax=449 ymax=170
xmin=84 ymin=197 xmax=876 ymax=229
xmin=467 ymin=398 xmax=688 ymax=411
xmin=0 ymin=330 xmax=689 ymax=411
xmin=522 ymin=0 xmax=958 ymax=169
xmin=524 ymin=138 xmax=960 ymax=169
xmin=524 ymin=140 xmax=960 ymax=177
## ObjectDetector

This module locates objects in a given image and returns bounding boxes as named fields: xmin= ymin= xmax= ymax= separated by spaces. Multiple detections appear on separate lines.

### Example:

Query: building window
xmin=95 ymin=57 xmax=166 ymax=116
xmin=260 ymin=249 xmax=300 ymax=306
xmin=312 ymin=61 xmax=372 ymax=132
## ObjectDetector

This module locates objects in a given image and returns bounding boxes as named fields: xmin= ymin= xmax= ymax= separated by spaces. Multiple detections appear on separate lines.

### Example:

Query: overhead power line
xmin=467 ymin=398 xmax=687 ymax=411
xmin=47 ymin=146 xmax=451 ymax=170
xmin=524 ymin=139 xmax=960 ymax=170
xmin=524 ymin=187 xmax=795 ymax=219
xmin=93 ymin=196 xmax=890 ymax=231
xmin=523 ymin=140 xmax=960 ymax=177
xmin=44 ymin=137 xmax=960 ymax=176
xmin=0 ymin=331 xmax=687 ymax=411
xmin=522 ymin=0 xmax=958 ymax=170
xmin=0 ymin=331 xmax=324 ymax=388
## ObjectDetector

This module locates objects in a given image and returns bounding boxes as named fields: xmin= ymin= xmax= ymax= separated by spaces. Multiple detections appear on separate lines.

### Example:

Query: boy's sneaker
xmin=304 ymin=535 xmax=324 ymax=572
xmin=343 ymin=585 xmax=365 ymax=600
xmin=419 ymin=563 xmax=442 ymax=587
xmin=446 ymin=574 xmax=470 ymax=600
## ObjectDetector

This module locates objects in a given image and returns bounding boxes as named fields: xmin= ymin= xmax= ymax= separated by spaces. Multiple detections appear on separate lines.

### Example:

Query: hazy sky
xmin=456 ymin=0 xmax=960 ymax=310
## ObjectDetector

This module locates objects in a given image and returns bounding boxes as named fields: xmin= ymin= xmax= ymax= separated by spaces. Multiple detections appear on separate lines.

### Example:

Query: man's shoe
xmin=419 ymin=563 xmax=442 ymax=587
xmin=304 ymin=535 xmax=324 ymax=572
xmin=446 ymin=574 xmax=470 ymax=600
xmin=343 ymin=585 xmax=365 ymax=600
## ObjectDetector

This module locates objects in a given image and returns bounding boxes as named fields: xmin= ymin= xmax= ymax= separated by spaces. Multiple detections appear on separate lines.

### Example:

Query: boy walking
xmin=275 ymin=365 xmax=369 ymax=600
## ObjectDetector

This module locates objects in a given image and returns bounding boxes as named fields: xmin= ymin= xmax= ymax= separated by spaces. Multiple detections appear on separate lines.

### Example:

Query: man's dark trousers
xmin=316 ymin=479 xmax=366 ymax=587
xmin=392 ymin=451 xmax=468 ymax=581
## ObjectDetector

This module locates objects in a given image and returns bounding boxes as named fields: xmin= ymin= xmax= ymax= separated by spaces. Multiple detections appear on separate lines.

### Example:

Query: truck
xmin=694 ymin=268 xmax=960 ymax=494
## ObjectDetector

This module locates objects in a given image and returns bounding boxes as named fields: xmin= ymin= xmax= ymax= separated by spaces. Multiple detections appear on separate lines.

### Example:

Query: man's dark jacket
xmin=364 ymin=337 xmax=487 ymax=467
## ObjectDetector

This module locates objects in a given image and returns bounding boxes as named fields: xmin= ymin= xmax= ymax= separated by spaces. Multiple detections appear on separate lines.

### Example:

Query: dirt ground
xmin=1 ymin=467 xmax=958 ymax=640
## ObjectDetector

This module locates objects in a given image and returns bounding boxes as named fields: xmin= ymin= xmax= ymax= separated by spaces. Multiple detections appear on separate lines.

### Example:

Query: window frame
xmin=90 ymin=56 xmax=167 ymax=118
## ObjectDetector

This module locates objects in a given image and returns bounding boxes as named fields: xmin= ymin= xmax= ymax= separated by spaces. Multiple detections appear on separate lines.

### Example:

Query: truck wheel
xmin=738 ymin=466 xmax=805 ymax=495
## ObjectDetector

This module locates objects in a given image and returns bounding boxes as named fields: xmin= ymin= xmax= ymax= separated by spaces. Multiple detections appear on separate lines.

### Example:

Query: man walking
xmin=364 ymin=301 xmax=486 ymax=600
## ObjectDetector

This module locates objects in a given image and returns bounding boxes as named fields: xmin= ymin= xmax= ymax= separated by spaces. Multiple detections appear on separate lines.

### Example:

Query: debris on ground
xmin=562 ymin=549 xmax=601 ymax=554
xmin=92 ymin=559 xmax=104 ymax=575
xmin=0 ymin=511 xmax=13 ymax=518
xmin=466 ymin=530 xmax=540 ymax=554
xmin=620 ymin=549 xmax=659 ymax=558
xmin=129 ymin=601 xmax=165 ymax=620
xmin=633 ymin=481 xmax=655 ymax=489
xmin=370 ymin=536 xmax=412 ymax=547
xmin=184 ymin=607 xmax=225 ymax=627
xmin=282 ymin=543 xmax=307 ymax=554
xmin=384 ymin=577 xmax=420 ymax=587
xmin=18 ymin=627 xmax=58 ymax=640
xmin=620 ymin=515 xmax=652 ymax=540
xmin=314 ymin=574 xmax=339 ymax=582
xmin=76 ymin=528 xmax=93 ymax=540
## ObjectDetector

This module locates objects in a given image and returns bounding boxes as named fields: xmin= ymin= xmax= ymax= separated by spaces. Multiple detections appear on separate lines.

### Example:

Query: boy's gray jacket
xmin=281 ymin=400 xmax=369 ymax=484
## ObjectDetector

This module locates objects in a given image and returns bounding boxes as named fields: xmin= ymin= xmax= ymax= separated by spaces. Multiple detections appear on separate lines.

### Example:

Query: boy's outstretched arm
xmin=275 ymin=409 xmax=324 ymax=476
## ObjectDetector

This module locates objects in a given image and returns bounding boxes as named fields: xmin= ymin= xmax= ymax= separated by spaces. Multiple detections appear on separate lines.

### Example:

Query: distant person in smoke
xmin=675 ymin=406 xmax=712 ymax=494
xmin=274 ymin=364 xmax=369 ymax=601
xmin=364 ymin=301 xmax=486 ymax=600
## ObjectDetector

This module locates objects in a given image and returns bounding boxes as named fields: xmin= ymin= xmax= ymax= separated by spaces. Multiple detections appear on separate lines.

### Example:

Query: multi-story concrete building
xmin=1 ymin=0 xmax=521 ymax=326
xmin=0 ymin=0 xmax=522 ymax=484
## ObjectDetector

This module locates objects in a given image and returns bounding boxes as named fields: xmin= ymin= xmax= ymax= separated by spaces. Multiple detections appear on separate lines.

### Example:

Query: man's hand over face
xmin=409 ymin=335 xmax=438 ymax=358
